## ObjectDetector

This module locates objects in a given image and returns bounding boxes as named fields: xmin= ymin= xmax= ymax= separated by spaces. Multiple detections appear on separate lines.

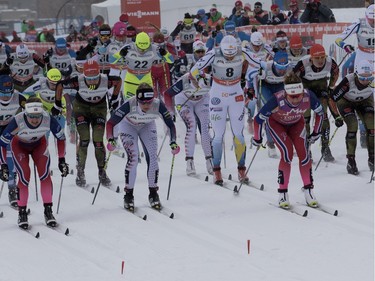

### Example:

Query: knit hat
xmin=119 ymin=13 xmax=129 ymax=23
xmin=210 ymin=4 xmax=217 ymax=11
xmin=197 ymin=9 xmax=206 ymax=15
xmin=254 ymin=2 xmax=262 ymax=7
xmin=289 ymin=35 xmax=302 ymax=49
xmin=309 ymin=44 xmax=325 ymax=57
xmin=244 ymin=3 xmax=251 ymax=10
xmin=273 ymin=51 xmax=289 ymax=66
xmin=271 ymin=4 xmax=279 ymax=10
xmin=235 ymin=1 xmax=243 ymax=7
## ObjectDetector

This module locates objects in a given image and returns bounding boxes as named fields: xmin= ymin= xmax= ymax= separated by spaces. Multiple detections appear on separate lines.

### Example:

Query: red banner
xmin=121 ymin=0 xmax=161 ymax=33
xmin=238 ymin=22 xmax=350 ymax=47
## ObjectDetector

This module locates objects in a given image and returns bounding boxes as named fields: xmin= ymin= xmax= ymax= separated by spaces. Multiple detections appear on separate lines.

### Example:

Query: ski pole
xmin=92 ymin=152 xmax=112 ymax=205
xmin=56 ymin=176 xmax=64 ymax=214
xmin=314 ymin=127 xmax=339 ymax=171
xmin=166 ymin=154 xmax=176 ymax=200
xmin=369 ymin=169 xmax=374 ymax=184
xmin=34 ymin=163 xmax=38 ymax=201
xmin=234 ymin=145 xmax=261 ymax=194
xmin=157 ymin=133 xmax=168 ymax=160
xmin=0 ymin=181 xmax=4 ymax=198
xmin=337 ymin=52 xmax=349 ymax=68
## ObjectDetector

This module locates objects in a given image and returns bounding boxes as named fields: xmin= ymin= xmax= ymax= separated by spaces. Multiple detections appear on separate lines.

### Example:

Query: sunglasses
xmin=138 ymin=99 xmax=154 ymax=105
xmin=288 ymin=93 xmax=303 ymax=99
xmin=195 ymin=50 xmax=205 ymax=54
xmin=254 ymin=5 xmax=261 ymax=8
xmin=26 ymin=113 xmax=42 ymax=119
xmin=85 ymin=75 xmax=100 ymax=81
xmin=311 ymin=55 xmax=326 ymax=60
xmin=0 ymin=91 xmax=12 ymax=97
xmin=274 ymin=61 xmax=289 ymax=70
xmin=358 ymin=75 xmax=374 ymax=82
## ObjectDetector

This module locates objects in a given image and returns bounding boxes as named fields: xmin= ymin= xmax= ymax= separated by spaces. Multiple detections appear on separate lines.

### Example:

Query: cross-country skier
xmin=106 ymin=83 xmax=179 ymax=211
xmin=252 ymin=71 xmax=323 ymax=209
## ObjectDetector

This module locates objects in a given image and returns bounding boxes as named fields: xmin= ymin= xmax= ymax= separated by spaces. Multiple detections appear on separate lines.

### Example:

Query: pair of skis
xmin=20 ymin=224 xmax=70 ymax=239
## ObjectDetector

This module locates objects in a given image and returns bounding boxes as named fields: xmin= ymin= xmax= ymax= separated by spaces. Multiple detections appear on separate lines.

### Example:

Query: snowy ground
xmin=0 ymin=112 xmax=373 ymax=281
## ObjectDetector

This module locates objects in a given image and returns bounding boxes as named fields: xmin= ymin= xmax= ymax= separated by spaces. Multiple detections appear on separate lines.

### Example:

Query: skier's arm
xmin=106 ymin=102 xmax=131 ymax=140
xmin=309 ymin=90 xmax=324 ymax=135
xmin=253 ymin=96 xmax=278 ymax=141
xmin=50 ymin=117 xmax=66 ymax=158
xmin=159 ymin=101 xmax=177 ymax=143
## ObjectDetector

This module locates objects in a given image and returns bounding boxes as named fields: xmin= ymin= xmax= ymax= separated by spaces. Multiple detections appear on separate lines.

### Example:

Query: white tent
xmin=91 ymin=0 xmax=121 ymax=27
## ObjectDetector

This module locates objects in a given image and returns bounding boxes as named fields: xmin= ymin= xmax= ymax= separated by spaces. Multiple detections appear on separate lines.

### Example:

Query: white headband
xmin=25 ymin=102 xmax=43 ymax=114
xmin=284 ymin=83 xmax=304 ymax=95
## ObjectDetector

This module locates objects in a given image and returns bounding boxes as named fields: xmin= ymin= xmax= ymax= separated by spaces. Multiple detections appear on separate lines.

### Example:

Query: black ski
xmin=46 ymin=224 xmax=70 ymax=235
xmin=297 ymin=202 xmax=338 ymax=216
xmin=125 ymin=207 xmax=147 ymax=220
xmin=269 ymin=203 xmax=308 ymax=217
xmin=148 ymin=206 xmax=174 ymax=219
xmin=227 ymin=174 xmax=264 ymax=192
xmin=0 ymin=211 xmax=3 ymax=218
xmin=20 ymin=225 xmax=40 ymax=238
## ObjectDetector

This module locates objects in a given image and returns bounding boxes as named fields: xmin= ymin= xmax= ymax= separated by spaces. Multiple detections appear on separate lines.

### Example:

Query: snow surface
xmin=0 ymin=111 xmax=373 ymax=281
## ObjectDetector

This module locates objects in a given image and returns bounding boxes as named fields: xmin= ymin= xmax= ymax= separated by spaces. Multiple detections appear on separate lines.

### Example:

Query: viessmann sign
xmin=121 ymin=0 xmax=161 ymax=33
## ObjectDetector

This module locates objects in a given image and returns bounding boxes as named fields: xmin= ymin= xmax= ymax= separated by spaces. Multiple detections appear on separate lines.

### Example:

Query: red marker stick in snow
xmin=121 ymin=260 xmax=125 ymax=275
xmin=247 ymin=240 xmax=250 ymax=254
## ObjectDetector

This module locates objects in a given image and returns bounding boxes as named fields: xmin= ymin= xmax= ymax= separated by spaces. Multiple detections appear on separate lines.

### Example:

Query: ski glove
xmin=5 ymin=56 xmax=13 ymax=66
xmin=159 ymin=47 xmax=167 ymax=57
xmin=88 ymin=37 xmax=98 ymax=48
xmin=334 ymin=116 xmax=344 ymax=128
xmin=245 ymin=88 xmax=255 ymax=100
xmin=343 ymin=44 xmax=355 ymax=54
xmin=51 ymin=100 xmax=63 ymax=116
xmin=170 ymin=142 xmax=180 ymax=155
xmin=109 ymin=94 xmax=119 ymax=112
xmin=107 ymin=138 xmax=117 ymax=152
xmin=251 ymin=137 xmax=263 ymax=147
xmin=0 ymin=163 xmax=9 ymax=182
xmin=308 ymin=132 xmax=321 ymax=144
xmin=119 ymin=46 xmax=130 ymax=57
xmin=43 ymin=48 xmax=53 ymax=63
xmin=58 ymin=158 xmax=69 ymax=177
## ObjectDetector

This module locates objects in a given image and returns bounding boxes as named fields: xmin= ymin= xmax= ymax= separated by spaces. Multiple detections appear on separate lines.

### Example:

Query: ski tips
xmin=90 ymin=187 xmax=95 ymax=194
xmin=260 ymin=184 xmax=265 ymax=191
xmin=169 ymin=213 xmax=174 ymax=219
xmin=142 ymin=215 xmax=147 ymax=220
xmin=0 ymin=211 xmax=3 ymax=218
xmin=233 ymin=185 xmax=239 ymax=194
xmin=333 ymin=210 xmax=338 ymax=216
xmin=70 ymin=169 xmax=74 ymax=175
xmin=65 ymin=228 xmax=70 ymax=236
xmin=204 ymin=176 xmax=209 ymax=182
xmin=35 ymin=232 xmax=40 ymax=239
xmin=228 ymin=174 xmax=232 ymax=180
xmin=302 ymin=210 xmax=308 ymax=217
xmin=116 ymin=186 xmax=120 ymax=193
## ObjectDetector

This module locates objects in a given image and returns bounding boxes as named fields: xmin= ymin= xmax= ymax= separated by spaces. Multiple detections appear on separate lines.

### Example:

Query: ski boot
xmin=213 ymin=167 xmax=223 ymax=186
xmin=186 ymin=157 xmax=196 ymax=176
xmin=124 ymin=189 xmax=135 ymax=212
xmin=44 ymin=203 xmax=57 ymax=227
xmin=148 ymin=188 xmax=161 ymax=210
xmin=267 ymin=142 xmax=278 ymax=158
xmin=322 ymin=146 xmax=335 ymax=162
xmin=238 ymin=166 xmax=249 ymax=184
xmin=8 ymin=188 xmax=18 ymax=208
xmin=205 ymin=156 xmax=213 ymax=175
xmin=99 ymin=168 xmax=112 ymax=187
xmin=346 ymin=155 xmax=359 ymax=175
xmin=18 ymin=206 xmax=29 ymax=229
xmin=278 ymin=189 xmax=290 ymax=209
xmin=303 ymin=184 xmax=318 ymax=208
xmin=76 ymin=166 xmax=86 ymax=187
